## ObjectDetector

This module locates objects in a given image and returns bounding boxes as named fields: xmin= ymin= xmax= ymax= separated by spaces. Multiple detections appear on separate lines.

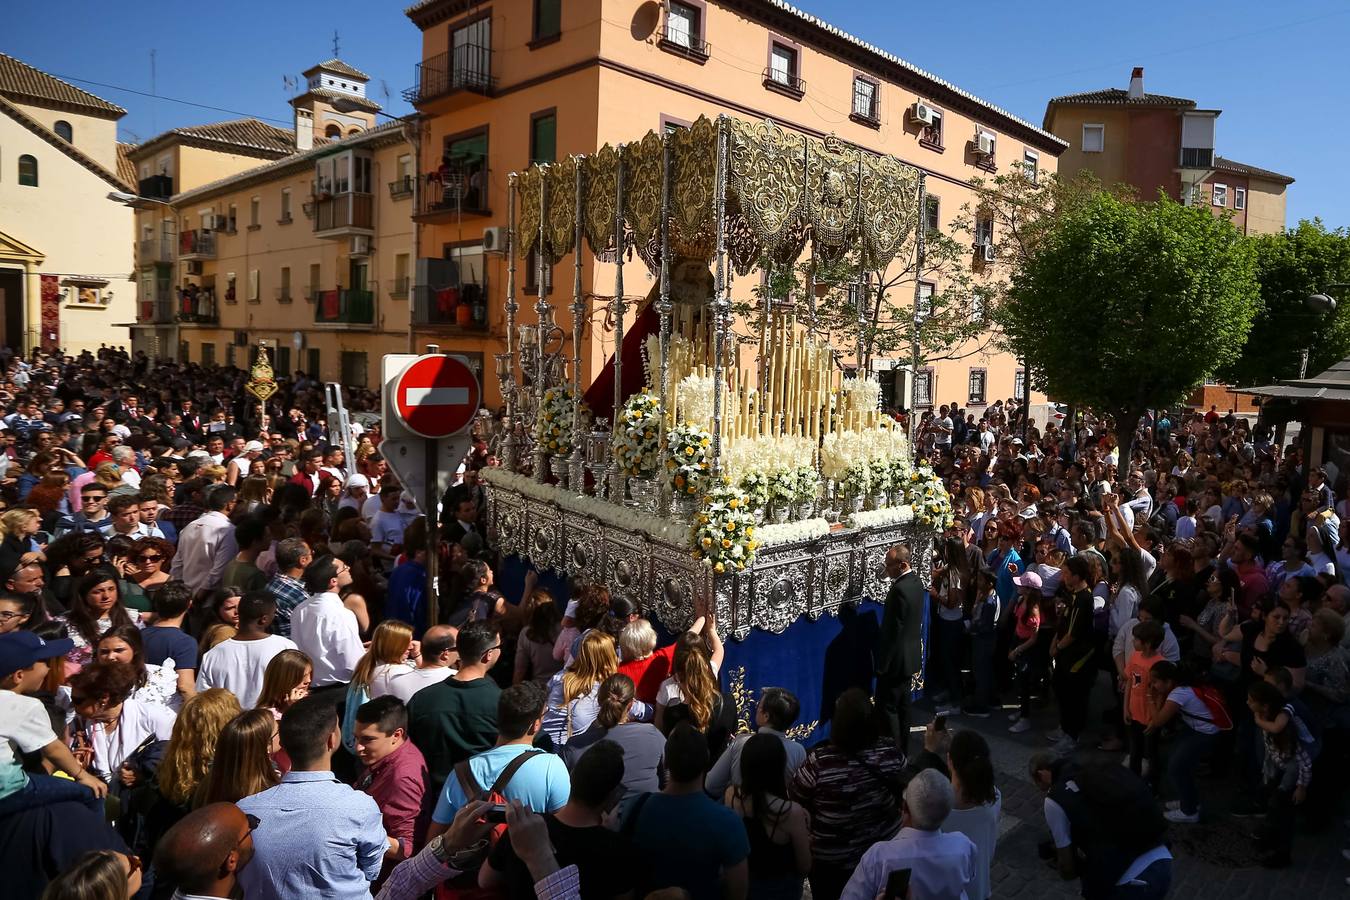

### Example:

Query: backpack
xmin=1189 ymin=684 xmax=1233 ymax=731
xmin=435 ymin=750 xmax=543 ymax=900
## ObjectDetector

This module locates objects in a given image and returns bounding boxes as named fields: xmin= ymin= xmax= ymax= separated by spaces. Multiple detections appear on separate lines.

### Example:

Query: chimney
xmin=295 ymin=108 xmax=313 ymax=152
xmin=1127 ymin=67 xmax=1144 ymax=99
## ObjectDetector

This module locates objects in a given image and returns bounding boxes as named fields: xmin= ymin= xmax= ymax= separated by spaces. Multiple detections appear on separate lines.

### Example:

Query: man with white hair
xmin=111 ymin=445 xmax=141 ymax=490
xmin=840 ymin=768 xmax=975 ymax=900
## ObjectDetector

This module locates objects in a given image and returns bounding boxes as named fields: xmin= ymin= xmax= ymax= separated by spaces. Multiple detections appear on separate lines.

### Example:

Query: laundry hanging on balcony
xmin=321 ymin=290 xmax=340 ymax=319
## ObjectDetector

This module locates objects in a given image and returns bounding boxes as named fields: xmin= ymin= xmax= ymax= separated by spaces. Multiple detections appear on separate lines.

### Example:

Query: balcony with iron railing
xmin=178 ymin=230 xmax=216 ymax=260
xmin=1181 ymin=147 xmax=1214 ymax=169
xmin=388 ymin=276 xmax=410 ymax=298
xmin=138 ymin=237 xmax=174 ymax=265
xmin=414 ymin=165 xmax=491 ymax=220
xmin=138 ymin=174 xmax=174 ymax=200
xmin=312 ymin=191 xmax=374 ymax=235
xmin=314 ymin=288 xmax=375 ymax=326
xmin=412 ymin=283 xmax=489 ymax=331
xmin=763 ymin=67 xmax=806 ymax=99
xmin=138 ymin=291 xmax=174 ymax=324
xmin=403 ymin=43 xmax=495 ymax=106
xmin=176 ymin=288 xmax=218 ymax=325
xmin=389 ymin=176 xmax=414 ymax=199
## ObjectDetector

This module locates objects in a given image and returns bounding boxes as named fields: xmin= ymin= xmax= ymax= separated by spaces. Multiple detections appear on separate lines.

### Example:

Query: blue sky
xmin=4 ymin=0 xmax=1347 ymax=228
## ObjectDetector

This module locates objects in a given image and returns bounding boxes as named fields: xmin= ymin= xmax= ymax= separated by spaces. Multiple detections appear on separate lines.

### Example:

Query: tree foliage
xmin=1218 ymin=219 xmax=1350 ymax=385
xmin=999 ymin=191 xmax=1260 ymax=463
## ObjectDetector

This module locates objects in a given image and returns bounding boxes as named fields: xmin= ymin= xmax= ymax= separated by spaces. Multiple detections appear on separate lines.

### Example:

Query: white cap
xmin=243 ymin=440 xmax=265 ymax=452
xmin=345 ymin=474 xmax=370 ymax=490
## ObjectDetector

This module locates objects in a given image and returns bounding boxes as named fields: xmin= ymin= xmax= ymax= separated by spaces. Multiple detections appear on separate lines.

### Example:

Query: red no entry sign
xmin=392 ymin=354 xmax=481 ymax=439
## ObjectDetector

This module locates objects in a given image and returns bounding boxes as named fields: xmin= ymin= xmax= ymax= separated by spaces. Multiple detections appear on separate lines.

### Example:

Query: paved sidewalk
xmin=912 ymin=695 xmax=1350 ymax=898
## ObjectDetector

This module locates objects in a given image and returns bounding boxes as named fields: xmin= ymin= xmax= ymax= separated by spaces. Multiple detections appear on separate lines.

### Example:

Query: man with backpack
xmin=425 ymin=681 xmax=570 ymax=845
xmin=1029 ymin=753 xmax=1172 ymax=899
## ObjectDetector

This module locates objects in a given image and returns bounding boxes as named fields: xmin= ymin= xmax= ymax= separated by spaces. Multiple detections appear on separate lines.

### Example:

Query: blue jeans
xmin=1167 ymin=726 xmax=1216 ymax=815
xmin=0 ymin=773 xmax=102 ymax=817
xmin=1112 ymin=857 xmax=1172 ymax=899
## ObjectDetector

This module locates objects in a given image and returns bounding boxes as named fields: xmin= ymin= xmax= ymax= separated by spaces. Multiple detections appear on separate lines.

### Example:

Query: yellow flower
xmin=747 ymin=540 xmax=758 ymax=550
xmin=698 ymin=515 xmax=709 ymax=524
xmin=702 ymin=537 xmax=713 ymax=547
xmin=725 ymin=521 xmax=736 ymax=532
xmin=721 ymin=539 xmax=732 ymax=549
xmin=714 ymin=562 xmax=725 ymax=574
xmin=685 ymin=447 xmax=694 ymax=457
xmin=728 ymin=498 xmax=738 ymax=509
xmin=745 ymin=527 xmax=755 ymax=537
xmin=700 ymin=438 xmax=710 ymax=447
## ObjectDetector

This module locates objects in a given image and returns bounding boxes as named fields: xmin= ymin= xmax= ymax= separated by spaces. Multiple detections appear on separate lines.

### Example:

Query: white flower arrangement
xmin=480 ymin=467 xmax=690 ymax=546
xmin=848 ymin=505 xmax=916 ymax=530
xmin=757 ymin=517 xmax=830 ymax=547
xmin=664 ymin=421 xmax=713 ymax=498
xmin=691 ymin=482 xmax=758 ymax=573
xmin=611 ymin=392 xmax=662 ymax=477
xmin=841 ymin=376 xmax=882 ymax=415
xmin=899 ymin=460 xmax=955 ymax=529
xmin=533 ymin=387 xmax=581 ymax=456
xmin=722 ymin=435 xmax=818 ymax=513
xmin=738 ymin=470 xmax=771 ymax=512
xmin=821 ymin=424 xmax=912 ymax=498
xmin=790 ymin=464 xmax=818 ymax=504
xmin=675 ymin=372 xmax=716 ymax=428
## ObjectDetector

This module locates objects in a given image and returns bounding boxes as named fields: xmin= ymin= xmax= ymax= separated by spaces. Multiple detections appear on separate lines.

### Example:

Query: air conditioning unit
xmin=912 ymin=102 xmax=938 ymax=126
xmin=975 ymin=131 xmax=996 ymax=156
xmin=186 ymin=260 xmax=204 ymax=275
xmin=349 ymin=235 xmax=372 ymax=256
xmin=981 ymin=243 xmax=996 ymax=263
xmin=482 ymin=226 xmax=505 ymax=254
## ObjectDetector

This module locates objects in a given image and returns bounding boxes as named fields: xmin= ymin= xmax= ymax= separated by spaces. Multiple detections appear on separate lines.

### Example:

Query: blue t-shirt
xmin=140 ymin=624 xmax=199 ymax=670
xmin=625 ymin=791 xmax=751 ymax=900
xmin=431 ymin=745 xmax=571 ymax=824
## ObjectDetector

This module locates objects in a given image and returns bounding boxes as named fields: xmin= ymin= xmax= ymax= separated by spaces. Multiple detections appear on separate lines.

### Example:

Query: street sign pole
xmin=382 ymin=349 xmax=481 ymax=629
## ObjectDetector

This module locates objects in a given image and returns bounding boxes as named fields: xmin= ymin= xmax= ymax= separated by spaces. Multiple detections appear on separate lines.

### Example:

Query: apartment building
xmin=0 ymin=54 xmax=136 ymax=354
xmin=1044 ymin=67 xmax=1293 ymax=235
xmin=126 ymin=60 xmax=413 ymax=386
xmin=401 ymin=0 xmax=1066 ymax=413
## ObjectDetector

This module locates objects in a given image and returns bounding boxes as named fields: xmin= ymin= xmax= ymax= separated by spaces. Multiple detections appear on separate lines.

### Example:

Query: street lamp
xmin=107 ymin=191 xmax=172 ymax=209
xmin=1298 ymin=289 xmax=1341 ymax=378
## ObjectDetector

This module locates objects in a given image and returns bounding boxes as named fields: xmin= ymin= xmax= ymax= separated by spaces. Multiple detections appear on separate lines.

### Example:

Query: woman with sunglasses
xmin=125 ymin=537 xmax=174 ymax=595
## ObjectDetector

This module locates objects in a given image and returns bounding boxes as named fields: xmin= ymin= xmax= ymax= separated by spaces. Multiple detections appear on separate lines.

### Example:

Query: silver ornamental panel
xmin=485 ymin=482 xmax=937 ymax=637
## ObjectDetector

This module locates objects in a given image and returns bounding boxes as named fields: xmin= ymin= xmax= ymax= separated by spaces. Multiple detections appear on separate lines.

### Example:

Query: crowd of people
xmin=2 ymin=346 xmax=1349 ymax=900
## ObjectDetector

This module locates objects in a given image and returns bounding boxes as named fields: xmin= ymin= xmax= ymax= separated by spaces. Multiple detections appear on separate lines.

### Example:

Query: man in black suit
xmin=442 ymin=496 xmax=480 ymax=547
xmin=874 ymin=543 xmax=926 ymax=756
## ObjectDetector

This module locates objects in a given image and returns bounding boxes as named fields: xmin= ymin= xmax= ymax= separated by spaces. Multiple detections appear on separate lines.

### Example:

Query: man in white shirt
xmin=226 ymin=440 xmax=264 ymax=486
xmin=291 ymin=554 xmax=364 ymax=691
xmin=841 ymin=768 xmax=975 ymax=900
xmin=388 ymin=625 xmax=458 ymax=704
xmin=170 ymin=484 xmax=238 ymax=591
xmin=197 ymin=591 xmax=297 ymax=708
xmin=111 ymin=446 xmax=141 ymax=489
xmin=370 ymin=486 xmax=408 ymax=570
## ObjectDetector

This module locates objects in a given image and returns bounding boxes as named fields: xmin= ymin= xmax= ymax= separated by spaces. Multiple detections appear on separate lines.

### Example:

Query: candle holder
xmin=586 ymin=418 xmax=611 ymax=498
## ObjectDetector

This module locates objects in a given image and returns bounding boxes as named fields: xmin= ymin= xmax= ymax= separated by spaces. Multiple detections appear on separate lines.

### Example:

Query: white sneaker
xmin=1164 ymin=809 xmax=1200 ymax=824
xmin=1165 ymin=800 xmax=1182 ymax=811
xmin=1045 ymin=728 xmax=1066 ymax=742
xmin=1009 ymin=718 xmax=1032 ymax=734
xmin=935 ymin=705 xmax=961 ymax=718
xmin=1008 ymin=711 xmax=1023 ymax=723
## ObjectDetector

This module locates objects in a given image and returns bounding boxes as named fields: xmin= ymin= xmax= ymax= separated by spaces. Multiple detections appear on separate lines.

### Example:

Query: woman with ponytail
xmin=942 ymin=729 xmax=1001 ymax=900
xmin=560 ymin=673 xmax=666 ymax=797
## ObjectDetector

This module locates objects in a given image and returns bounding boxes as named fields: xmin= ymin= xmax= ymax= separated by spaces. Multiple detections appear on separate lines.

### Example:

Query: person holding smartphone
xmin=839 ymin=768 xmax=975 ymax=900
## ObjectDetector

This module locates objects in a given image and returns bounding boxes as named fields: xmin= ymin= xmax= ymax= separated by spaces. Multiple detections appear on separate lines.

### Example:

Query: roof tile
xmin=1047 ymin=87 xmax=1195 ymax=108
xmin=303 ymin=59 xmax=371 ymax=80
xmin=1214 ymin=156 xmax=1294 ymax=186
xmin=0 ymin=53 xmax=126 ymax=118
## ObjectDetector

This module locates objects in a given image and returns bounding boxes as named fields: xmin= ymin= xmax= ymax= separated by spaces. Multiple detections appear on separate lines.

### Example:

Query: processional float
xmin=483 ymin=114 xmax=953 ymax=646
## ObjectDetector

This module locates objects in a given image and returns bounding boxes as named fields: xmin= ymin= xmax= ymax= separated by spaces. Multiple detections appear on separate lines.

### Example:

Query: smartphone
xmin=934 ymin=714 xmax=947 ymax=731
xmin=884 ymin=868 xmax=912 ymax=900
xmin=484 ymin=802 xmax=508 ymax=824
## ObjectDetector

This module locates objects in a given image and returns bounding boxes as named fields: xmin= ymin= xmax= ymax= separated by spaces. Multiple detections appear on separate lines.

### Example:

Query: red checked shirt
xmin=357 ymin=739 xmax=430 ymax=863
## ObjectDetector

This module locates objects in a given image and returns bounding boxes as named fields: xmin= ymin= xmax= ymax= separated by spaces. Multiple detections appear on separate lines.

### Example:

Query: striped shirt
xmin=789 ymin=740 xmax=906 ymax=866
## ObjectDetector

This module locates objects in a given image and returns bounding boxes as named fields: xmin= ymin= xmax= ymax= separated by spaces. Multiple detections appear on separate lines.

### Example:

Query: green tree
xmin=999 ymin=192 xmax=1259 ymax=466
xmin=1218 ymin=219 xmax=1350 ymax=385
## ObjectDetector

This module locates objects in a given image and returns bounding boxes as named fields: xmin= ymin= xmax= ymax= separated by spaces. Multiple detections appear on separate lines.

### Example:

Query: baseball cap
xmin=0 ymin=631 xmax=74 ymax=680
xmin=243 ymin=440 xmax=265 ymax=453
xmin=1011 ymin=570 xmax=1043 ymax=591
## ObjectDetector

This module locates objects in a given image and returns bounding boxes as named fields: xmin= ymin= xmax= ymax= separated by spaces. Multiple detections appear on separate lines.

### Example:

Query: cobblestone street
xmin=908 ymin=693 xmax=1350 ymax=898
